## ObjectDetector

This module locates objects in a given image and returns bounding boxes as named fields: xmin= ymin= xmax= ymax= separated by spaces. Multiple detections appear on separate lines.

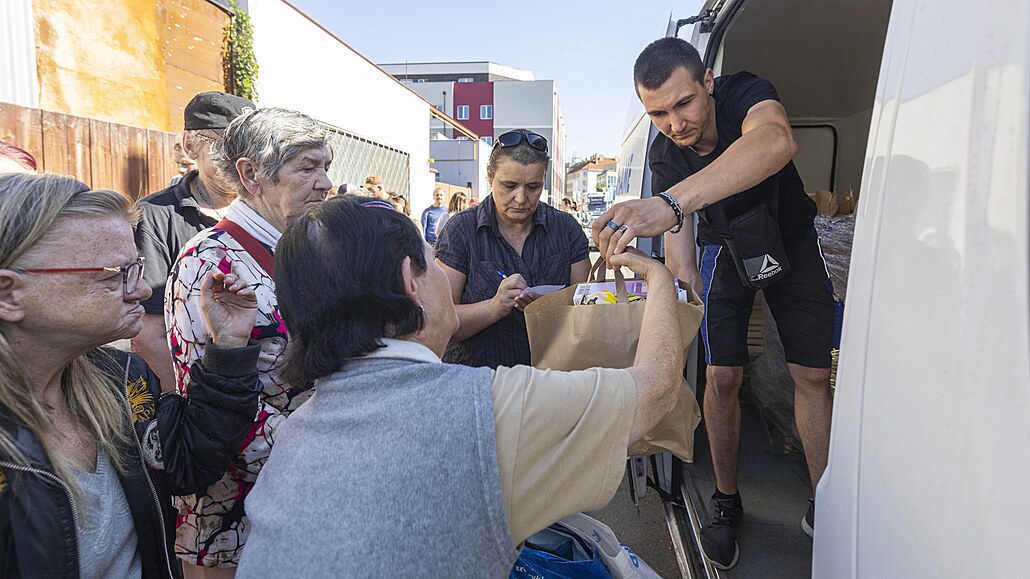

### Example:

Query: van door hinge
xmin=676 ymin=5 xmax=720 ymax=34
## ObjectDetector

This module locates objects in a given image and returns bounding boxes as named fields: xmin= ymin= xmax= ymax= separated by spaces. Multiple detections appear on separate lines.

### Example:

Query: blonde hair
xmin=0 ymin=173 xmax=139 ymax=500
xmin=448 ymin=192 xmax=469 ymax=214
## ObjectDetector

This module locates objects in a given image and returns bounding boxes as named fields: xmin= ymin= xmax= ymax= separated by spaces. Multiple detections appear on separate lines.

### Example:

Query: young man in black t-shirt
xmin=593 ymin=38 xmax=835 ymax=569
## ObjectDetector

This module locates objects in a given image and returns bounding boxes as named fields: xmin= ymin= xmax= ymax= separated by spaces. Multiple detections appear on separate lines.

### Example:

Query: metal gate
xmin=324 ymin=126 xmax=410 ymax=198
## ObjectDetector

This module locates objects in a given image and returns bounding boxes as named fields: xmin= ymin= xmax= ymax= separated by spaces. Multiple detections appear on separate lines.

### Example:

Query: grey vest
xmin=237 ymin=357 xmax=518 ymax=578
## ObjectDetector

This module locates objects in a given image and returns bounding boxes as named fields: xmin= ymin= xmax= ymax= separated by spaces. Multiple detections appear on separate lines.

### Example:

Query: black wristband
xmin=654 ymin=191 xmax=685 ymax=234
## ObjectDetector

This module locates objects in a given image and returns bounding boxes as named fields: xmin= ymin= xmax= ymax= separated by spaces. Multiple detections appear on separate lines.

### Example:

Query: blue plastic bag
xmin=510 ymin=525 xmax=612 ymax=579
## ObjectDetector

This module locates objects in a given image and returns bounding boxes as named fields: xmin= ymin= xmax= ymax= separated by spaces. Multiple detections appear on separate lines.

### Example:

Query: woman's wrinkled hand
xmin=200 ymin=264 xmax=258 ymax=348
xmin=606 ymin=248 xmax=674 ymax=284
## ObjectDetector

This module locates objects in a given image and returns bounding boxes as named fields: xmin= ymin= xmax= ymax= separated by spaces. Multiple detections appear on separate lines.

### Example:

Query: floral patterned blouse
xmin=165 ymin=200 xmax=312 ymax=567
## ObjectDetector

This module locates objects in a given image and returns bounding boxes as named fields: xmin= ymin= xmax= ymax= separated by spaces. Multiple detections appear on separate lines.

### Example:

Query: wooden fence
xmin=0 ymin=102 xmax=180 ymax=200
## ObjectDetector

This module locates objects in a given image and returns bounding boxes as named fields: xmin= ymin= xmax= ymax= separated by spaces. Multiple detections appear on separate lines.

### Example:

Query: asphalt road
xmin=589 ymin=471 xmax=681 ymax=578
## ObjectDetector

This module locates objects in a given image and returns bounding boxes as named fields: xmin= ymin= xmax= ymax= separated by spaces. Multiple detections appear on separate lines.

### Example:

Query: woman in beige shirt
xmin=237 ymin=196 xmax=689 ymax=577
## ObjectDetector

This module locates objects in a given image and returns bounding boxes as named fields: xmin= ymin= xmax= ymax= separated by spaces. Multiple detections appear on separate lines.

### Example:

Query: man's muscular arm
xmin=595 ymin=100 xmax=798 ymax=260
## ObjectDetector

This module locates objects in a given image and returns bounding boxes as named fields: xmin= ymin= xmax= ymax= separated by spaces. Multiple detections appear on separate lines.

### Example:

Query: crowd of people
xmin=0 ymin=35 xmax=833 ymax=577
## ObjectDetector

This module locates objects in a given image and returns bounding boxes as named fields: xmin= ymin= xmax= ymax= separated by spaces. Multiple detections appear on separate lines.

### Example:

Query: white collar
xmin=360 ymin=339 xmax=442 ymax=364
xmin=225 ymin=199 xmax=282 ymax=250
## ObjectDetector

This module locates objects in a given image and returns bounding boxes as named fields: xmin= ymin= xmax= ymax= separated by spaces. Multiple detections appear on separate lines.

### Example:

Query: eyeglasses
xmin=494 ymin=129 xmax=549 ymax=153
xmin=15 ymin=256 xmax=146 ymax=294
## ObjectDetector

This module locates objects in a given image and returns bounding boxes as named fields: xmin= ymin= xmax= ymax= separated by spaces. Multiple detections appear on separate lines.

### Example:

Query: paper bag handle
xmin=589 ymin=256 xmax=629 ymax=303
xmin=588 ymin=255 xmax=607 ymax=282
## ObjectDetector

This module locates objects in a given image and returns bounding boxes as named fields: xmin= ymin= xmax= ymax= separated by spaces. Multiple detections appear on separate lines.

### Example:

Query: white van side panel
xmin=815 ymin=0 xmax=1030 ymax=577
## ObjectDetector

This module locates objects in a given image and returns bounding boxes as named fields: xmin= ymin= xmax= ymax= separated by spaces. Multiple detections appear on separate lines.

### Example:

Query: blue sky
xmin=288 ymin=0 xmax=701 ymax=159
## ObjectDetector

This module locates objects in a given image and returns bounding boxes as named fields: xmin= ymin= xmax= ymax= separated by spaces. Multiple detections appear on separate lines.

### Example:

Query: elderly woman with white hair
xmin=165 ymin=107 xmax=332 ymax=576
xmin=0 ymin=173 xmax=261 ymax=578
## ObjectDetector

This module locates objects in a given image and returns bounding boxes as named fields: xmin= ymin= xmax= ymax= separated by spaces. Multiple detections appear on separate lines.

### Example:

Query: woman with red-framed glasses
xmin=0 ymin=173 xmax=263 ymax=579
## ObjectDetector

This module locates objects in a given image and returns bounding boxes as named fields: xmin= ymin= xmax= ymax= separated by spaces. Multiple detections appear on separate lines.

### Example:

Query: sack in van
xmin=708 ymin=202 xmax=791 ymax=289
xmin=836 ymin=186 xmax=856 ymax=215
xmin=807 ymin=189 xmax=839 ymax=215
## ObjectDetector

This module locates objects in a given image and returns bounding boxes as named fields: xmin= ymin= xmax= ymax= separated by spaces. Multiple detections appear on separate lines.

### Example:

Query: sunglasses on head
xmin=494 ymin=129 xmax=548 ymax=153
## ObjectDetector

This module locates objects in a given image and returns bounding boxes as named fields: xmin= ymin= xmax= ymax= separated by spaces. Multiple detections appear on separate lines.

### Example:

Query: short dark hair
xmin=276 ymin=195 xmax=427 ymax=384
xmin=633 ymin=37 xmax=706 ymax=93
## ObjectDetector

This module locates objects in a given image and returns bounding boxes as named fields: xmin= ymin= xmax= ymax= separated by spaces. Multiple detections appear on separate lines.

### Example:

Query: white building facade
xmin=249 ymin=1 xmax=468 ymax=212
xmin=429 ymin=136 xmax=491 ymax=200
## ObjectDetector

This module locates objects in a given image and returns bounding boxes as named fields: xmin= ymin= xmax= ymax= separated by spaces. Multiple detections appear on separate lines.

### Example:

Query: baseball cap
xmin=183 ymin=91 xmax=256 ymax=133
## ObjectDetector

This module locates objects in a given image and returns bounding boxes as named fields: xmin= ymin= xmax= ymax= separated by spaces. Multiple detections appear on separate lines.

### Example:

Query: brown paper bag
xmin=523 ymin=262 xmax=704 ymax=460
xmin=836 ymin=186 xmax=856 ymax=215
xmin=807 ymin=189 xmax=838 ymax=216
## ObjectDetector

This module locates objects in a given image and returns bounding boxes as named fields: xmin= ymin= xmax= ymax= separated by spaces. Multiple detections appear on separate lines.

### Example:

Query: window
xmin=480 ymin=105 xmax=493 ymax=120
xmin=482 ymin=136 xmax=493 ymax=145
xmin=457 ymin=77 xmax=474 ymax=83
xmin=416 ymin=78 xmax=427 ymax=83
xmin=456 ymin=105 xmax=469 ymax=120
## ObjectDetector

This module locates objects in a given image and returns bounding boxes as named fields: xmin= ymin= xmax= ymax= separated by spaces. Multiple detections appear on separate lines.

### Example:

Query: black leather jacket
xmin=0 ymin=343 xmax=261 ymax=579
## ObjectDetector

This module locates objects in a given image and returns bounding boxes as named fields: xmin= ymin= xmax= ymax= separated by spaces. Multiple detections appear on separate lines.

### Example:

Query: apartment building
xmin=379 ymin=61 xmax=567 ymax=204
xmin=566 ymin=155 xmax=618 ymax=206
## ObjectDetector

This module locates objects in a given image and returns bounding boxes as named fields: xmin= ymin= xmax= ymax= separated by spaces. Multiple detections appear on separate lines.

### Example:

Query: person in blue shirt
xmin=420 ymin=188 xmax=448 ymax=243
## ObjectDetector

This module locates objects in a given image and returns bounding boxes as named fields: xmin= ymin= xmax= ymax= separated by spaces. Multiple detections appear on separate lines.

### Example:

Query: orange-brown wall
xmin=32 ymin=0 xmax=228 ymax=133
xmin=160 ymin=0 xmax=231 ymax=131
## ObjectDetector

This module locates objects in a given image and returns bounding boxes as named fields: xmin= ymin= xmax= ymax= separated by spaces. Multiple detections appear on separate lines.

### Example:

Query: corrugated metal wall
xmin=0 ymin=0 xmax=40 ymax=108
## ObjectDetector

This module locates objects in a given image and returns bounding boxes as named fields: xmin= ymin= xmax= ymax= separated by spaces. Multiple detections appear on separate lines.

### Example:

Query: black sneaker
xmin=801 ymin=499 xmax=815 ymax=538
xmin=700 ymin=493 xmax=743 ymax=570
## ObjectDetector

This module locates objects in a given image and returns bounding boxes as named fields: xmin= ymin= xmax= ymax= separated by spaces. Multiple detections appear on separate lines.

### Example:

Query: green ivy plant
xmin=223 ymin=0 xmax=258 ymax=101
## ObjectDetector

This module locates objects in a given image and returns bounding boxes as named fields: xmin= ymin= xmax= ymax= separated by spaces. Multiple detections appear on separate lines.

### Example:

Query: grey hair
xmin=486 ymin=143 xmax=549 ymax=180
xmin=213 ymin=107 xmax=331 ymax=198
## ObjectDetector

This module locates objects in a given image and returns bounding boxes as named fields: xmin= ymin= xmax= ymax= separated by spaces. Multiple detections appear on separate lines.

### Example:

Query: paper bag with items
xmin=524 ymin=258 xmax=704 ymax=460
xmin=808 ymin=186 xmax=858 ymax=216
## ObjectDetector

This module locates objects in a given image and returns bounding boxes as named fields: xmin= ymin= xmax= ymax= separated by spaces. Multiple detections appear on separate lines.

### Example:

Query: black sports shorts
xmin=698 ymin=227 xmax=835 ymax=368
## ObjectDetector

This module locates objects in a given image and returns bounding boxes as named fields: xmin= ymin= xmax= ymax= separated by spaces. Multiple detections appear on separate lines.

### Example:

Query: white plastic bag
xmin=555 ymin=513 xmax=662 ymax=579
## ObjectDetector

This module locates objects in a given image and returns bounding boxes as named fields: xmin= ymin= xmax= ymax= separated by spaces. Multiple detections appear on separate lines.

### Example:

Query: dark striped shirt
xmin=436 ymin=196 xmax=589 ymax=368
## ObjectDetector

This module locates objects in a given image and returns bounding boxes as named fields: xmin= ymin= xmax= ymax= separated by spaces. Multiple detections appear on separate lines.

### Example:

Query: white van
xmin=621 ymin=0 xmax=1029 ymax=576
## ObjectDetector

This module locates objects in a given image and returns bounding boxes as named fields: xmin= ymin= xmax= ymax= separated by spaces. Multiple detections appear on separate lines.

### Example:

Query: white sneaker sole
xmin=708 ymin=542 xmax=740 ymax=570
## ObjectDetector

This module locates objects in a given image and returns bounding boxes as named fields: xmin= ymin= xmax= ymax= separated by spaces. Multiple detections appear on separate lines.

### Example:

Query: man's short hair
xmin=633 ymin=37 xmax=706 ymax=93
xmin=276 ymin=196 xmax=427 ymax=385
xmin=364 ymin=175 xmax=383 ymax=188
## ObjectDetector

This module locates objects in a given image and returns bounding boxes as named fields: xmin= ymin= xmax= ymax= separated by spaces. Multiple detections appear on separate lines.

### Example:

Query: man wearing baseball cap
xmin=132 ymin=91 xmax=255 ymax=390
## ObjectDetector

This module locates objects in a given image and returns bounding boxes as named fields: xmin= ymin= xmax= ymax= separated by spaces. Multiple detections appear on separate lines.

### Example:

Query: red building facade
xmin=452 ymin=81 xmax=493 ymax=140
